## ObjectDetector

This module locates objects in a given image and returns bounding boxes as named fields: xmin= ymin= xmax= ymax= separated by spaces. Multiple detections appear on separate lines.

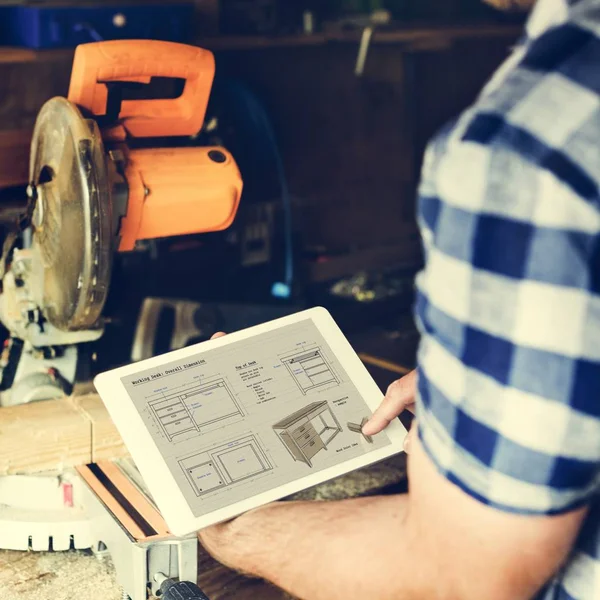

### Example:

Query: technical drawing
xmin=180 ymin=460 xmax=226 ymax=495
xmin=281 ymin=348 xmax=339 ymax=395
xmin=149 ymin=379 xmax=243 ymax=442
xmin=347 ymin=417 xmax=373 ymax=444
xmin=273 ymin=401 xmax=342 ymax=467
xmin=179 ymin=434 xmax=273 ymax=497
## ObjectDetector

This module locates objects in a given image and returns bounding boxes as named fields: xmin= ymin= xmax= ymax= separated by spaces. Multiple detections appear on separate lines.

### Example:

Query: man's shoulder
xmin=463 ymin=17 xmax=600 ymax=191
xmin=420 ymin=19 xmax=600 ymax=229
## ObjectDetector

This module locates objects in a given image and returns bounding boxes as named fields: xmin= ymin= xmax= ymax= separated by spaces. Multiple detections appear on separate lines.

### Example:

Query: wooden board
xmin=0 ymin=397 xmax=91 ymax=475
xmin=0 ymin=394 xmax=128 ymax=476
xmin=71 ymin=394 xmax=129 ymax=463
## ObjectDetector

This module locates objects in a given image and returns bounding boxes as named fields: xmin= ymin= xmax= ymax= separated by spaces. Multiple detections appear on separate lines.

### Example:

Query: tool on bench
xmin=0 ymin=39 xmax=241 ymax=599
xmin=0 ymin=39 xmax=243 ymax=406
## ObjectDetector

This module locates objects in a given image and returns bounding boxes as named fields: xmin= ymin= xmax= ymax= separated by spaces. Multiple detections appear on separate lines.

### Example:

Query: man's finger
xmin=362 ymin=370 xmax=417 ymax=436
xmin=211 ymin=331 xmax=227 ymax=340
xmin=403 ymin=419 xmax=417 ymax=454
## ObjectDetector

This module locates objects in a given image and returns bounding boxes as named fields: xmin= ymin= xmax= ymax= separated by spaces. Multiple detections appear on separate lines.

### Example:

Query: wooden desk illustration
xmin=273 ymin=401 xmax=342 ymax=467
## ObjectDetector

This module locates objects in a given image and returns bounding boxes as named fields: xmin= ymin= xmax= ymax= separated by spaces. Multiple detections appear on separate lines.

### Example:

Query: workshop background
xmin=0 ymin=1 xmax=522 ymax=599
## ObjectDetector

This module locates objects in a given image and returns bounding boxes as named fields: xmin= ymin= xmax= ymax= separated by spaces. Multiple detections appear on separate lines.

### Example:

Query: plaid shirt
xmin=414 ymin=0 xmax=600 ymax=597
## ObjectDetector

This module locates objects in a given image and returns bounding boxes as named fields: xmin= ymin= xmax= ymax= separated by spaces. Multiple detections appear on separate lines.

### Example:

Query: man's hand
xmin=213 ymin=330 xmax=417 ymax=450
xmin=362 ymin=369 xmax=417 ymax=450
xmin=213 ymin=330 xmax=414 ymax=441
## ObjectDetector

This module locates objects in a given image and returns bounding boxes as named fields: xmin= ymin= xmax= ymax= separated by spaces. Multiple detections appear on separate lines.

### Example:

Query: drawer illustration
xmin=302 ymin=437 xmax=325 ymax=460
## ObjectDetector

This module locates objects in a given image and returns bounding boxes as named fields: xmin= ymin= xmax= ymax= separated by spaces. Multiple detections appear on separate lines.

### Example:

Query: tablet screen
xmin=120 ymin=318 xmax=392 ymax=517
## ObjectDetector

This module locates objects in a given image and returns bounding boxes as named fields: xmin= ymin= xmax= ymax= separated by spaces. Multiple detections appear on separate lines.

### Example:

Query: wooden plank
xmin=0 ymin=397 xmax=92 ymax=475
xmin=0 ymin=394 xmax=127 ymax=476
xmin=70 ymin=394 xmax=129 ymax=463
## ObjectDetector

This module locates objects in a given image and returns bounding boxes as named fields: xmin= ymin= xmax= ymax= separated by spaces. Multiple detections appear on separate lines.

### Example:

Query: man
xmin=199 ymin=0 xmax=600 ymax=597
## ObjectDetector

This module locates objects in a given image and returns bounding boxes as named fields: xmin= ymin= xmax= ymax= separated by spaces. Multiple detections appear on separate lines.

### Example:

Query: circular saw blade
xmin=29 ymin=97 xmax=113 ymax=331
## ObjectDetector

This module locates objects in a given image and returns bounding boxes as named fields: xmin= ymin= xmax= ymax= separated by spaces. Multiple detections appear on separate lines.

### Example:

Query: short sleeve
xmin=413 ymin=116 xmax=600 ymax=515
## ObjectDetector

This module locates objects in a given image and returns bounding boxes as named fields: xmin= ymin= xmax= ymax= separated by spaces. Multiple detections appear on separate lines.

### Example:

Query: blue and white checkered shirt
xmin=414 ymin=0 xmax=600 ymax=597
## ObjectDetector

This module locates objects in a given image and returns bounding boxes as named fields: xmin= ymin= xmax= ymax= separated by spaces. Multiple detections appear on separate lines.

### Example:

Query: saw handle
xmin=68 ymin=40 xmax=215 ymax=138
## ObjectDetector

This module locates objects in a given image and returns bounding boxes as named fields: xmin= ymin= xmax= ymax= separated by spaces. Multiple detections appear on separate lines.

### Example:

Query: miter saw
xmin=0 ymin=40 xmax=243 ymax=406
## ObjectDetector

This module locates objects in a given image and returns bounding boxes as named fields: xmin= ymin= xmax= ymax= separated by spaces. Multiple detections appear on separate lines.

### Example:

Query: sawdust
xmin=0 ymin=549 xmax=122 ymax=600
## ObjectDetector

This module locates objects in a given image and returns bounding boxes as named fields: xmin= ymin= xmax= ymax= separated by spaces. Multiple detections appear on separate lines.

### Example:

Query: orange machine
xmin=18 ymin=39 xmax=244 ymax=335
xmin=67 ymin=40 xmax=243 ymax=252
xmin=0 ymin=40 xmax=243 ymax=405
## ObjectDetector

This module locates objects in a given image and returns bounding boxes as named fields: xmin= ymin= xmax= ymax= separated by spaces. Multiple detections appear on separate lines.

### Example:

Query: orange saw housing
xmin=67 ymin=40 xmax=242 ymax=251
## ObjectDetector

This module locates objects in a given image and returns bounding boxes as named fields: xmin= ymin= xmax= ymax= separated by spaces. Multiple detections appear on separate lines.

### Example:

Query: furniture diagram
xmin=149 ymin=379 xmax=243 ymax=442
xmin=281 ymin=348 xmax=340 ymax=395
xmin=273 ymin=401 xmax=342 ymax=467
xmin=179 ymin=434 xmax=273 ymax=497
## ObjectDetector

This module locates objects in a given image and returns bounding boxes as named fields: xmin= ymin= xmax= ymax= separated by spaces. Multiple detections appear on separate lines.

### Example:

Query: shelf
xmin=0 ymin=46 xmax=74 ymax=64
xmin=201 ymin=23 xmax=521 ymax=50
xmin=320 ymin=22 xmax=521 ymax=45
xmin=0 ymin=23 xmax=521 ymax=64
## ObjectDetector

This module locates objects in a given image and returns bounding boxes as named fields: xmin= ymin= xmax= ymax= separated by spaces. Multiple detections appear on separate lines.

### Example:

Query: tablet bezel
xmin=93 ymin=306 xmax=407 ymax=536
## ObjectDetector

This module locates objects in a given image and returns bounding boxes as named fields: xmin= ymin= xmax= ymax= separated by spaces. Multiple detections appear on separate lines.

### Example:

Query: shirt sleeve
xmin=414 ymin=115 xmax=600 ymax=515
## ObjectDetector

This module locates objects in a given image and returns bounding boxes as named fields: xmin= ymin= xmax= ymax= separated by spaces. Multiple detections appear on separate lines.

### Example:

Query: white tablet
xmin=94 ymin=306 xmax=407 ymax=536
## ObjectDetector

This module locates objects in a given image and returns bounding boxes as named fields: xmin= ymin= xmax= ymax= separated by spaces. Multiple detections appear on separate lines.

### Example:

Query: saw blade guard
xmin=29 ymin=97 xmax=113 ymax=332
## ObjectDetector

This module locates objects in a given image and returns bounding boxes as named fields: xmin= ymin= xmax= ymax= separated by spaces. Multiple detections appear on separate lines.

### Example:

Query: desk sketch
xmin=282 ymin=348 xmax=339 ymax=395
xmin=179 ymin=434 xmax=273 ymax=497
xmin=149 ymin=379 xmax=243 ymax=442
xmin=273 ymin=401 xmax=342 ymax=467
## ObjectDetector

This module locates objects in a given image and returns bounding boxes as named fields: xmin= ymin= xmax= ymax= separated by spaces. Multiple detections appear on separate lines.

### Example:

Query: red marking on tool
xmin=63 ymin=482 xmax=74 ymax=508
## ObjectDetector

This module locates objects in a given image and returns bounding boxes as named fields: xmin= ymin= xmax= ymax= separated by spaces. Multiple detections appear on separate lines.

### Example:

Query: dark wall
xmin=214 ymin=35 xmax=515 ymax=266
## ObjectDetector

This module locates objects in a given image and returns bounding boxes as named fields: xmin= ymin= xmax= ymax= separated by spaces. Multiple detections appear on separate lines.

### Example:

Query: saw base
xmin=0 ymin=460 xmax=198 ymax=600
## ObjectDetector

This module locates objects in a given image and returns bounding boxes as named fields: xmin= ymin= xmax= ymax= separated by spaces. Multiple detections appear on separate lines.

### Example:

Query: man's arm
xmin=199 ymin=432 xmax=587 ymax=600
